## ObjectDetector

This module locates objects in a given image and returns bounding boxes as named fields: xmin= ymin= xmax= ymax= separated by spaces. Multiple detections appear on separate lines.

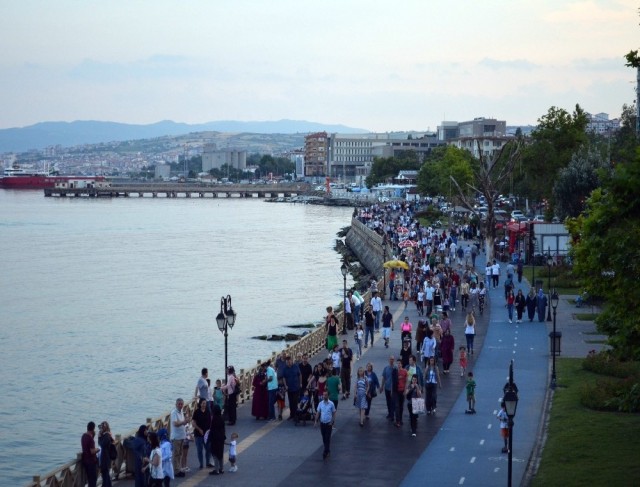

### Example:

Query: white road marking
xmin=488 ymin=423 xmax=492 ymax=429
xmin=459 ymin=477 xmax=465 ymax=485
xmin=450 ymin=446 xmax=456 ymax=452
xmin=480 ymin=439 xmax=485 ymax=445
xmin=494 ymin=467 xmax=500 ymax=473
xmin=470 ymin=457 xmax=476 ymax=463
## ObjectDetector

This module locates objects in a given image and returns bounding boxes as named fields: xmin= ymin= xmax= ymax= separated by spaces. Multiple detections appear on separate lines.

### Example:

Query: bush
xmin=582 ymin=351 xmax=640 ymax=379
xmin=580 ymin=377 xmax=640 ymax=413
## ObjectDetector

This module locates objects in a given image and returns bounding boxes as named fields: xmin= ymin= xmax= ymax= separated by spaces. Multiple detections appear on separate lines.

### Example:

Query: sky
xmin=1 ymin=0 xmax=638 ymax=132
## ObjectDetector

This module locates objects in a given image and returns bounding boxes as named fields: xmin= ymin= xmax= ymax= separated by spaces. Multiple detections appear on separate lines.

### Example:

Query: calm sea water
xmin=0 ymin=190 xmax=353 ymax=486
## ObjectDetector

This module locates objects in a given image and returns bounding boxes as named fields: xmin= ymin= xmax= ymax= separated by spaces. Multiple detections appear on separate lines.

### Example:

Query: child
xmin=276 ymin=378 xmax=286 ymax=420
xmin=459 ymin=346 xmax=467 ymax=377
xmin=403 ymin=287 xmax=410 ymax=308
xmin=465 ymin=372 xmax=476 ymax=414
xmin=354 ymin=325 xmax=364 ymax=360
xmin=227 ymin=432 xmax=238 ymax=472
xmin=497 ymin=402 xmax=509 ymax=453
xmin=296 ymin=389 xmax=312 ymax=425
xmin=213 ymin=379 xmax=225 ymax=411
xmin=182 ymin=422 xmax=193 ymax=472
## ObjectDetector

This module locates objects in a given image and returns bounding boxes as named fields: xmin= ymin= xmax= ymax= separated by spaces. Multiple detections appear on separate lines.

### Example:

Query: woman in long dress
xmin=440 ymin=328 xmax=455 ymax=373
xmin=526 ymin=289 xmax=537 ymax=321
xmin=207 ymin=405 xmax=226 ymax=475
xmin=251 ymin=364 xmax=269 ymax=420
xmin=364 ymin=362 xmax=380 ymax=419
xmin=353 ymin=367 xmax=369 ymax=427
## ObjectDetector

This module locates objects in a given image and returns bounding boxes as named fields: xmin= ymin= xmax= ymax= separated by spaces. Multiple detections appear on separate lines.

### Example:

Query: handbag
xmin=411 ymin=397 xmax=426 ymax=415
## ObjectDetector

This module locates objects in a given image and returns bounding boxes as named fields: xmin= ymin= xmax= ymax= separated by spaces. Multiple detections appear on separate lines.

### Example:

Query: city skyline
xmin=1 ymin=0 xmax=638 ymax=132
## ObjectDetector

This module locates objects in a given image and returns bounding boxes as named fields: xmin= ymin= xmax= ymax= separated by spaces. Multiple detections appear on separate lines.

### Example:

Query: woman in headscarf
xmin=251 ymin=363 xmax=269 ymax=420
xmin=536 ymin=288 xmax=548 ymax=322
xmin=207 ymin=405 xmax=226 ymax=476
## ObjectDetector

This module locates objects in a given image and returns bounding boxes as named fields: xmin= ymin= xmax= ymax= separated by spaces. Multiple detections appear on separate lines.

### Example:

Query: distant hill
xmin=0 ymin=119 xmax=369 ymax=152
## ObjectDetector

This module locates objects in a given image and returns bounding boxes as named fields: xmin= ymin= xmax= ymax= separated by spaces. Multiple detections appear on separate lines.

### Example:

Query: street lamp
xmin=546 ymin=248 xmax=553 ymax=321
xmin=503 ymin=360 xmax=519 ymax=487
xmin=531 ymin=236 xmax=537 ymax=291
xmin=216 ymin=295 xmax=236 ymax=376
xmin=340 ymin=263 xmax=348 ymax=335
xmin=550 ymin=289 xmax=559 ymax=389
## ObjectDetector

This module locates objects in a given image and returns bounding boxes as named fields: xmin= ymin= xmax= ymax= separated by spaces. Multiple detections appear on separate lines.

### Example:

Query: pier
xmin=43 ymin=182 xmax=309 ymax=199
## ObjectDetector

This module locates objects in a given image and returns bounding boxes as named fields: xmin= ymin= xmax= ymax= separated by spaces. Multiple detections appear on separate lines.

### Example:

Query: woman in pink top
xmin=400 ymin=316 xmax=413 ymax=343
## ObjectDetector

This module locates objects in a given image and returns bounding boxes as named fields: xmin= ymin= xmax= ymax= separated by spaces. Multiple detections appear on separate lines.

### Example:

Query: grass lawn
xmin=574 ymin=313 xmax=599 ymax=321
xmin=532 ymin=358 xmax=640 ymax=486
xmin=521 ymin=266 xmax=581 ymax=295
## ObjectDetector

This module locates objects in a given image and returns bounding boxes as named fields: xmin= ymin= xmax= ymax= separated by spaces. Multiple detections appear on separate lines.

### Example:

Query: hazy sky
xmin=1 ymin=0 xmax=638 ymax=131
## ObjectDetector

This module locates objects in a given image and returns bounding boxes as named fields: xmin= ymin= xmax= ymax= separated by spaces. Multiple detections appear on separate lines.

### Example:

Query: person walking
xmin=251 ymin=363 xmax=269 ymax=420
xmin=208 ymin=405 xmax=226 ymax=476
xmin=315 ymin=390 xmax=337 ymax=460
xmin=353 ymin=367 xmax=369 ymax=426
xmin=379 ymin=355 xmax=396 ymax=421
xmin=440 ymin=328 xmax=455 ymax=373
xmin=371 ymin=291 xmax=383 ymax=331
xmin=536 ymin=288 xmax=548 ymax=322
xmin=464 ymin=312 xmax=476 ymax=355
xmin=514 ymin=289 xmax=526 ymax=323
xmin=381 ymin=305 xmax=394 ymax=348
xmin=506 ymin=289 xmax=515 ymax=323
xmin=405 ymin=374 xmax=423 ymax=436
xmin=158 ymin=428 xmax=174 ymax=486
xmin=364 ymin=305 xmax=375 ymax=348
xmin=282 ymin=356 xmax=302 ymax=420
xmin=340 ymin=340 xmax=353 ymax=400
xmin=497 ymin=402 xmax=509 ymax=453
xmin=424 ymin=356 xmax=442 ymax=415
xmin=526 ymin=288 xmax=537 ymax=322
xmin=81 ymin=422 xmax=98 ymax=487
xmin=266 ymin=360 xmax=278 ymax=421
xmin=394 ymin=361 xmax=408 ymax=428
xmin=225 ymin=366 xmax=239 ymax=425
xmin=364 ymin=362 xmax=379 ymax=420
xmin=147 ymin=432 xmax=164 ymax=487
xmin=325 ymin=306 xmax=339 ymax=351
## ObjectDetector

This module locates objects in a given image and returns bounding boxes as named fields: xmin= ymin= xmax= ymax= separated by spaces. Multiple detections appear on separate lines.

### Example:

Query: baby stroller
xmin=294 ymin=389 xmax=316 ymax=426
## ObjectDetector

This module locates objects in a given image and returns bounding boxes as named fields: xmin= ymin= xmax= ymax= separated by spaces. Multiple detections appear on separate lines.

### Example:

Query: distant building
xmin=304 ymin=132 xmax=328 ymax=178
xmin=440 ymin=117 xmax=512 ymax=159
xmin=586 ymin=112 xmax=620 ymax=135
xmin=202 ymin=143 xmax=247 ymax=172
xmin=155 ymin=163 xmax=170 ymax=180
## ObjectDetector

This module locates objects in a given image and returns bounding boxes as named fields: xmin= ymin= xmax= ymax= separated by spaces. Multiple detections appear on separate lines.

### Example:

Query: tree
xmin=515 ymin=105 xmax=589 ymax=207
xmin=568 ymin=147 xmax=640 ymax=360
xmin=552 ymin=144 xmax=610 ymax=220
xmin=450 ymin=140 xmax=523 ymax=260
xmin=365 ymin=151 xmax=421 ymax=187
xmin=416 ymin=146 xmax=476 ymax=197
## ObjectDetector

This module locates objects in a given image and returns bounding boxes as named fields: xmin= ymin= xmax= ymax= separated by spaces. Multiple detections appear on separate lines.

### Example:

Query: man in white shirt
xmin=370 ymin=291 xmax=382 ymax=331
xmin=491 ymin=260 xmax=501 ymax=289
xmin=170 ymin=398 xmax=189 ymax=477
xmin=315 ymin=390 xmax=337 ymax=460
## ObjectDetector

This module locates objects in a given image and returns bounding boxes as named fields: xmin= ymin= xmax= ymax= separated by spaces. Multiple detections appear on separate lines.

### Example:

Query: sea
xmin=0 ymin=190 xmax=354 ymax=486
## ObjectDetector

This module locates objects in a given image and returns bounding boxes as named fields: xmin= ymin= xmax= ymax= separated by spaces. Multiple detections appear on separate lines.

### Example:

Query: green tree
xmin=569 ymin=147 xmax=640 ymax=360
xmin=515 ymin=105 xmax=589 ymax=207
xmin=416 ymin=146 xmax=476 ymax=197
xmin=365 ymin=151 xmax=421 ymax=187
xmin=552 ymin=145 xmax=610 ymax=220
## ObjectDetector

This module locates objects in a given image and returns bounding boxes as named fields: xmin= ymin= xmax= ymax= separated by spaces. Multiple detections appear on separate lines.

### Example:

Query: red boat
xmin=0 ymin=165 xmax=105 ymax=190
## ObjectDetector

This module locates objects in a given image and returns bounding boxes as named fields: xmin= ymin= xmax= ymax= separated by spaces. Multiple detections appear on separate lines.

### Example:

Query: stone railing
xmin=26 ymin=222 xmax=384 ymax=487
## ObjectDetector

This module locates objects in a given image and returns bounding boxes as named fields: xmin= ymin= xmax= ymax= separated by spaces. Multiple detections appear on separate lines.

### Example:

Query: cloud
xmin=479 ymin=58 xmax=538 ymax=71
xmin=68 ymin=55 xmax=208 ymax=82
xmin=571 ymin=57 xmax=628 ymax=71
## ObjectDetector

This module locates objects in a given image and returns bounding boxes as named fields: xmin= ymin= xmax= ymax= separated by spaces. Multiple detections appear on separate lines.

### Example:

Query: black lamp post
xmin=531 ymin=237 xmax=536 ymax=291
xmin=216 ymin=295 xmax=236 ymax=376
xmin=340 ymin=263 xmax=348 ymax=335
xmin=546 ymin=248 xmax=553 ymax=321
xmin=503 ymin=360 xmax=519 ymax=487
xmin=382 ymin=238 xmax=387 ymax=300
xmin=550 ymin=289 xmax=559 ymax=389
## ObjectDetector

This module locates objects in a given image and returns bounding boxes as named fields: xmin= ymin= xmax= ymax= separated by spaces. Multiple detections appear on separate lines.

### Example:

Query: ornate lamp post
xmin=550 ymin=289 xmax=559 ymax=389
xmin=546 ymin=248 xmax=553 ymax=321
xmin=503 ymin=360 xmax=519 ymax=487
xmin=531 ymin=236 xmax=537 ymax=290
xmin=340 ymin=263 xmax=348 ymax=335
xmin=216 ymin=295 xmax=236 ymax=376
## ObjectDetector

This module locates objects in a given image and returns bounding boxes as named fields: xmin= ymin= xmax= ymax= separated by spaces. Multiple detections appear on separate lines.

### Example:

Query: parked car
xmin=511 ymin=210 xmax=524 ymax=220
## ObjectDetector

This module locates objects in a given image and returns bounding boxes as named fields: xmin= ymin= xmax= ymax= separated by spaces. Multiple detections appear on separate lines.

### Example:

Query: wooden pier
xmin=44 ymin=183 xmax=308 ymax=199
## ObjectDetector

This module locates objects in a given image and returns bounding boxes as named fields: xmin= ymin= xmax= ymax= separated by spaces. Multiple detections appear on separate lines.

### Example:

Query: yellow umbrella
xmin=383 ymin=259 xmax=409 ymax=270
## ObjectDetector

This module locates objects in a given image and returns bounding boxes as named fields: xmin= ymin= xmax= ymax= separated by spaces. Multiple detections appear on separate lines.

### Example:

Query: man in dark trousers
xmin=340 ymin=339 xmax=353 ymax=400
xmin=282 ymin=355 xmax=301 ymax=419
xmin=315 ymin=390 xmax=337 ymax=460
xmin=81 ymin=421 xmax=99 ymax=487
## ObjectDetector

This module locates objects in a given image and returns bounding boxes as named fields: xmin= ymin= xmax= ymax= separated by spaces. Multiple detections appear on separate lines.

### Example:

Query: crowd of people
xmin=81 ymin=200 xmax=548 ymax=480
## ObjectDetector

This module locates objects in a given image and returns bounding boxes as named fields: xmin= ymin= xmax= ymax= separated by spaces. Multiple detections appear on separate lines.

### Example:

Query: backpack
xmin=109 ymin=442 xmax=118 ymax=461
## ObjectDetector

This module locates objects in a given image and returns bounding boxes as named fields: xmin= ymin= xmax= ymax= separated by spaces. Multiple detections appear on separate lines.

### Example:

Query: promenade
xmin=121 ymin=245 xmax=595 ymax=487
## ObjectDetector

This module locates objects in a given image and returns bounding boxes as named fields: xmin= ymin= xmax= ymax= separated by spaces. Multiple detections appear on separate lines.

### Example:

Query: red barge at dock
xmin=0 ymin=165 xmax=105 ymax=190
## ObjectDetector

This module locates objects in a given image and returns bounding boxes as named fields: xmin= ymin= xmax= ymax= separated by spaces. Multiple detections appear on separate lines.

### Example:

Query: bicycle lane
xmin=401 ymin=266 xmax=549 ymax=487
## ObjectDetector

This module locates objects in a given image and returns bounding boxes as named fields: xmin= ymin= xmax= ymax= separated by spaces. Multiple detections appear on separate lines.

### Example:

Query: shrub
xmin=580 ymin=377 xmax=640 ymax=413
xmin=582 ymin=351 xmax=640 ymax=379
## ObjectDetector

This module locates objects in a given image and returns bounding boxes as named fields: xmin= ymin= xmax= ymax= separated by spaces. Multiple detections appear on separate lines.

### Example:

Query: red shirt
xmin=81 ymin=432 xmax=96 ymax=464
xmin=397 ymin=368 xmax=408 ymax=392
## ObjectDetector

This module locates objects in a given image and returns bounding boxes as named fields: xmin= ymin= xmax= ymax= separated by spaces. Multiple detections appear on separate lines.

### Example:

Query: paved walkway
xmin=115 ymin=249 xmax=604 ymax=487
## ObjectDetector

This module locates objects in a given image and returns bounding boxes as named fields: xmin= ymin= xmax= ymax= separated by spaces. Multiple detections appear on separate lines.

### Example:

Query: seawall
xmin=345 ymin=218 xmax=385 ymax=277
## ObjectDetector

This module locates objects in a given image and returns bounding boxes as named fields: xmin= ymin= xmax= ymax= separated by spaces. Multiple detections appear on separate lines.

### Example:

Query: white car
xmin=511 ymin=210 xmax=524 ymax=219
